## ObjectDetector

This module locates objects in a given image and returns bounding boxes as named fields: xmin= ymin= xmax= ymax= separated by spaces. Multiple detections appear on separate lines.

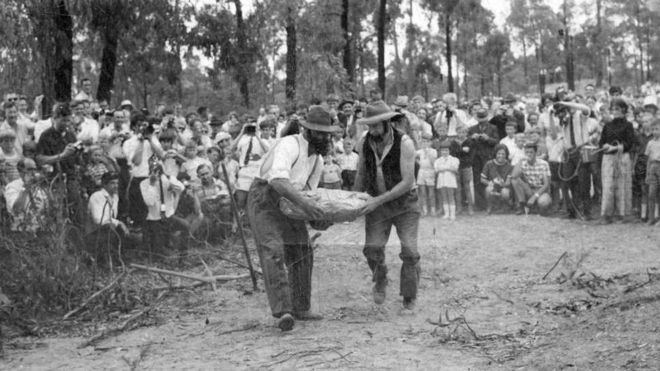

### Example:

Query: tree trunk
xmin=96 ymin=25 xmax=119 ymax=104
xmin=233 ymin=0 xmax=250 ymax=108
xmin=285 ymin=4 xmax=297 ymax=107
xmin=393 ymin=26 xmax=402 ymax=97
xmin=405 ymin=0 xmax=415 ymax=95
xmin=562 ymin=0 xmax=574 ymax=91
xmin=30 ymin=0 xmax=73 ymax=118
xmin=341 ymin=0 xmax=354 ymax=83
xmin=595 ymin=0 xmax=603 ymax=87
xmin=496 ymin=59 xmax=502 ymax=96
xmin=377 ymin=0 xmax=387 ymax=96
xmin=522 ymin=37 xmax=528 ymax=87
xmin=444 ymin=13 xmax=454 ymax=93
xmin=54 ymin=0 xmax=73 ymax=103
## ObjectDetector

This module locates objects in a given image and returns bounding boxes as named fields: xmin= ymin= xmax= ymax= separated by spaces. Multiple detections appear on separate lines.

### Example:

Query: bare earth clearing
xmin=3 ymin=214 xmax=660 ymax=370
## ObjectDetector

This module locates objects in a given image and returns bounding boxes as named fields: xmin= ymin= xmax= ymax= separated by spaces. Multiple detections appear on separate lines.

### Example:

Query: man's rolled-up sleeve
xmin=264 ymin=137 xmax=297 ymax=183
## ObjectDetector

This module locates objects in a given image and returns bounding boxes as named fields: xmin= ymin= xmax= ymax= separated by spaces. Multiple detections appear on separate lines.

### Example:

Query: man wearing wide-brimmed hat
xmin=353 ymin=100 xmax=421 ymax=312
xmin=247 ymin=105 xmax=342 ymax=331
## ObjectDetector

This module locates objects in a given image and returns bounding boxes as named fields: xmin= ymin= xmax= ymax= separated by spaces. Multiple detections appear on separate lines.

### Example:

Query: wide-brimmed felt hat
xmin=355 ymin=100 xmax=404 ymax=126
xmin=393 ymin=95 xmax=409 ymax=108
xmin=300 ymin=105 xmax=343 ymax=133
xmin=503 ymin=93 xmax=516 ymax=104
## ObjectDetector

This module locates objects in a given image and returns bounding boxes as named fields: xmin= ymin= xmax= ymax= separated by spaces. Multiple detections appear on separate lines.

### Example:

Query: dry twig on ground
xmin=62 ymin=270 xmax=131 ymax=320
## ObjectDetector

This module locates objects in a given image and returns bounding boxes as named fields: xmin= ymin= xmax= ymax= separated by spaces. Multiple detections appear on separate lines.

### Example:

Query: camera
xmin=244 ymin=124 xmax=256 ymax=135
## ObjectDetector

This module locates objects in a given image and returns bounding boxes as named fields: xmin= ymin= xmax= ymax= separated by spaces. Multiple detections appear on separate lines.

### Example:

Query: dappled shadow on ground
xmin=4 ymin=213 xmax=660 ymax=370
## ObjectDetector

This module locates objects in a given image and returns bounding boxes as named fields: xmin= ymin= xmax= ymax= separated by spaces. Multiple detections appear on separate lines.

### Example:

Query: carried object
xmin=279 ymin=189 xmax=372 ymax=222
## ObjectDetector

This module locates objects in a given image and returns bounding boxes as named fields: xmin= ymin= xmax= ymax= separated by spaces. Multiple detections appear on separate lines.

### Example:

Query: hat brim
xmin=299 ymin=120 xmax=343 ymax=133
xmin=355 ymin=112 xmax=403 ymax=126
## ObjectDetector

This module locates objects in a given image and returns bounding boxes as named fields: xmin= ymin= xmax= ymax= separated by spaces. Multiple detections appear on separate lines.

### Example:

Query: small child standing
xmin=451 ymin=125 xmax=475 ymax=215
xmin=434 ymin=140 xmax=459 ymax=220
xmin=336 ymin=139 xmax=359 ymax=190
xmin=84 ymin=145 xmax=111 ymax=193
xmin=416 ymin=138 xmax=438 ymax=216
xmin=0 ymin=129 xmax=21 ymax=187
xmin=320 ymin=152 xmax=342 ymax=189
xmin=644 ymin=121 xmax=660 ymax=225
xmin=635 ymin=120 xmax=653 ymax=221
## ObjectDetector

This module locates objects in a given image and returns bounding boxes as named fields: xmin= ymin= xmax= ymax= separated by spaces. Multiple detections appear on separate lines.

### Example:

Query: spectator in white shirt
xmin=433 ymin=93 xmax=470 ymax=137
xmin=86 ymin=172 xmax=129 ymax=265
xmin=4 ymin=158 xmax=48 ymax=233
xmin=140 ymin=162 xmax=184 ymax=257
xmin=71 ymin=99 xmax=99 ymax=145
xmin=122 ymin=113 xmax=164 ymax=226
xmin=0 ymin=102 xmax=30 ymax=156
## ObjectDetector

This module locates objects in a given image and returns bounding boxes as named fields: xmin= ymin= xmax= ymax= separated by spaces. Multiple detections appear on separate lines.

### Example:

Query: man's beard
xmin=370 ymin=133 xmax=384 ymax=143
xmin=309 ymin=135 xmax=332 ymax=156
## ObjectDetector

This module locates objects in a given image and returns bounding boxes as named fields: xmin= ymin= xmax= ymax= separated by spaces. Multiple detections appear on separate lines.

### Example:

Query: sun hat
xmin=120 ymin=100 xmax=133 ymax=109
xmin=299 ymin=105 xmax=342 ymax=133
xmin=0 ymin=128 xmax=16 ymax=139
xmin=355 ymin=100 xmax=404 ymax=126
xmin=214 ymin=131 xmax=232 ymax=143
xmin=393 ymin=96 xmax=409 ymax=108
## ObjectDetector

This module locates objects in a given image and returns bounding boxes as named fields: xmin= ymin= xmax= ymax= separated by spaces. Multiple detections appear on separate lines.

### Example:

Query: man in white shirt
xmin=433 ymin=93 xmax=470 ymax=137
xmin=233 ymin=122 xmax=271 ymax=209
xmin=71 ymin=99 xmax=100 ymax=144
xmin=122 ymin=113 xmax=164 ymax=226
xmin=73 ymin=78 xmax=94 ymax=103
xmin=0 ymin=102 xmax=30 ymax=156
xmin=86 ymin=172 xmax=129 ymax=265
xmin=140 ymin=162 xmax=184 ymax=257
xmin=4 ymin=158 xmax=48 ymax=233
xmin=247 ymin=105 xmax=339 ymax=331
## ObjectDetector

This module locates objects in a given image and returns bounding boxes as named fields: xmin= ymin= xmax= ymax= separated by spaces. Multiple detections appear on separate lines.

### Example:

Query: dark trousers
xmin=116 ymin=158 xmax=130 ymax=219
xmin=127 ymin=177 xmax=147 ymax=226
xmin=247 ymin=180 xmax=312 ymax=317
xmin=364 ymin=191 xmax=421 ymax=299
xmin=85 ymin=224 xmax=125 ymax=266
xmin=560 ymin=150 xmax=593 ymax=217
xmin=472 ymin=158 xmax=488 ymax=210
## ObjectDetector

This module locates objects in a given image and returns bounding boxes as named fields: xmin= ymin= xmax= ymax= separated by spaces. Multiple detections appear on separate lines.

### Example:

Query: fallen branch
xmin=79 ymin=291 xmax=168 ymax=348
xmin=217 ymin=322 xmax=260 ymax=335
xmin=63 ymin=270 xmax=130 ymax=320
xmin=542 ymin=251 xmax=568 ymax=280
xmin=130 ymin=263 xmax=249 ymax=283
xmin=149 ymin=282 xmax=206 ymax=292
xmin=199 ymin=258 xmax=217 ymax=292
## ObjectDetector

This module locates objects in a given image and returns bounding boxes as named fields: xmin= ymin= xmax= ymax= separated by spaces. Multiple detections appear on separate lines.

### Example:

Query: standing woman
xmin=598 ymin=98 xmax=639 ymax=224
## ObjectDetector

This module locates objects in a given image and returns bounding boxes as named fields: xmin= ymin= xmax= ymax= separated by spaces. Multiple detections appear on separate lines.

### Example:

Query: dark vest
xmin=363 ymin=129 xmax=403 ymax=197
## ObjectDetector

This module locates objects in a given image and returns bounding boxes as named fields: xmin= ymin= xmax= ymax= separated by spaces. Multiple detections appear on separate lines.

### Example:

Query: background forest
xmin=0 ymin=0 xmax=658 ymax=117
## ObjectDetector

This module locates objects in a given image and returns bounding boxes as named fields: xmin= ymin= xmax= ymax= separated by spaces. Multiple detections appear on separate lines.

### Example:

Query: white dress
xmin=434 ymin=155 xmax=459 ymax=188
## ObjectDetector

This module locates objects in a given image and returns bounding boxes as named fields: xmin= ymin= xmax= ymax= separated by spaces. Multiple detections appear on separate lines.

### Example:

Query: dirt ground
xmin=3 ymin=213 xmax=660 ymax=370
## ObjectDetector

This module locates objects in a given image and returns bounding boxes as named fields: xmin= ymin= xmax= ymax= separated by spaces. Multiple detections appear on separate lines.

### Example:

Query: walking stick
xmin=221 ymin=162 xmax=258 ymax=291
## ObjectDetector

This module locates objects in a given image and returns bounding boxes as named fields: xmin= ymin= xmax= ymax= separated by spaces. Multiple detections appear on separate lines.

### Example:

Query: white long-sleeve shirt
xmin=88 ymin=188 xmax=120 ymax=226
xmin=139 ymin=175 xmax=184 ymax=220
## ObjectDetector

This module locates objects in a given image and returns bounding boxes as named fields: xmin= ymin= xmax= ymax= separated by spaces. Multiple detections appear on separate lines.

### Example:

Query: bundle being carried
xmin=279 ymin=188 xmax=372 ymax=222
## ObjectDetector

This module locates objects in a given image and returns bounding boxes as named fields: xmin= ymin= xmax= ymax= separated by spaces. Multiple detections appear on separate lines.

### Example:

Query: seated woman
xmin=480 ymin=144 xmax=513 ymax=214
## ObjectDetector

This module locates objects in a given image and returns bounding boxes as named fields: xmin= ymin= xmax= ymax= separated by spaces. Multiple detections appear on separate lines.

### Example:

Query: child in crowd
xmin=546 ymin=121 xmax=565 ymax=213
xmin=451 ymin=125 xmax=475 ymax=215
xmin=336 ymin=138 xmax=359 ymax=190
xmin=182 ymin=140 xmax=212 ymax=181
xmin=0 ymin=129 xmax=21 ymax=186
xmin=644 ymin=120 xmax=660 ymax=225
xmin=160 ymin=130 xmax=186 ymax=178
xmin=481 ymin=144 xmax=513 ymax=214
xmin=634 ymin=120 xmax=653 ymax=221
xmin=332 ymin=130 xmax=344 ymax=155
xmin=434 ymin=140 xmax=459 ymax=220
xmin=416 ymin=138 xmax=438 ymax=216
xmin=499 ymin=121 xmax=517 ymax=156
xmin=84 ymin=145 xmax=111 ymax=193
xmin=320 ymin=151 xmax=342 ymax=189
xmin=510 ymin=133 xmax=527 ymax=166
xmin=527 ymin=126 xmax=548 ymax=161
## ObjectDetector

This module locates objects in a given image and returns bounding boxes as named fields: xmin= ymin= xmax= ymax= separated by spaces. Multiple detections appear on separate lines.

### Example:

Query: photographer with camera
xmin=36 ymin=103 xmax=85 ymax=225
xmin=232 ymin=119 xmax=271 ymax=210
xmin=552 ymin=91 xmax=596 ymax=220
xmin=122 ymin=113 xmax=165 ymax=227
xmin=4 ymin=158 xmax=48 ymax=233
